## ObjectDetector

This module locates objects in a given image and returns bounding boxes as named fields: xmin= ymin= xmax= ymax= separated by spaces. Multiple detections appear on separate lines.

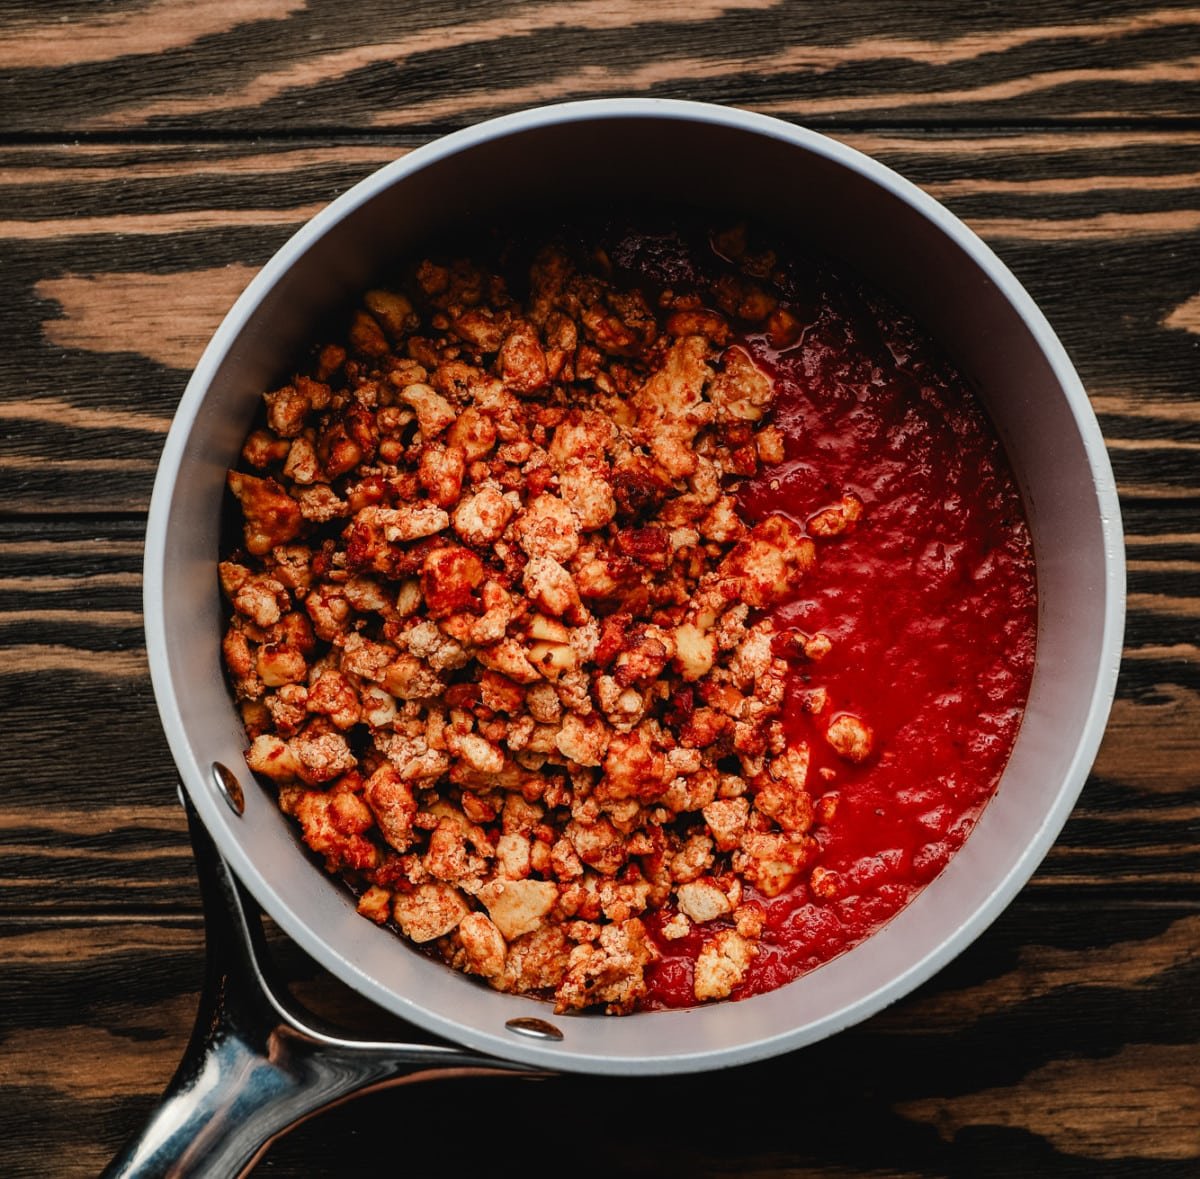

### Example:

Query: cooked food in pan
xmin=220 ymin=219 xmax=1036 ymax=1014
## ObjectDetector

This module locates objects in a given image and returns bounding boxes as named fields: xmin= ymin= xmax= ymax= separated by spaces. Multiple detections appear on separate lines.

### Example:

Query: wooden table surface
xmin=2 ymin=2 xmax=1198 ymax=1175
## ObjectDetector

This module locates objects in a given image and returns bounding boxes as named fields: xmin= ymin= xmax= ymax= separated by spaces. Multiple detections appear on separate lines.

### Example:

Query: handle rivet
xmin=212 ymin=762 xmax=246 ymax=816
xmin=505 ymin=1017 xmax=564 ymax=1042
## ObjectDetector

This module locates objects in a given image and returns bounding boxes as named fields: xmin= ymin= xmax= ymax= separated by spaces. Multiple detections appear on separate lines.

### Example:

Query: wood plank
xmin=895 ymin=1044 xmax=1200 ymax=1163
xmin=2 ymin=516 xmax=1193 ymax=692
xmin=0 ymin=683 xmax=1194 ymax=912
xmin=2 ymin=717 xmax=1194 ymax=913
xmin=0 ymin=132 xmax=1197 ymax=512
xmin=1094 ymin=684 xmax=1200 ymax=795
xmin=0 ymin=6 xmax=1195 ymax=1176
xmin=0 ymin=1 xmax=305 ymax=70
xmin=0 ymin=901 xmax=1193 ymax=1177
xmin=0 ymin=516 xmax=1195 ymax=911
xmin=0 ymin=1 xmax=1198 ymax=133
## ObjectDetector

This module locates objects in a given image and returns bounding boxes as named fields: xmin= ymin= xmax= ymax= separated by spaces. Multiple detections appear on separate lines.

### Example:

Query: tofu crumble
xmin=221 ymin=227 xmax=859 ymax=1013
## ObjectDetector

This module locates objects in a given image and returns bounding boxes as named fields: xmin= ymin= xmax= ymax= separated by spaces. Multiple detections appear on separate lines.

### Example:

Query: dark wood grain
xmin=3 ymin=131 xmax=1199 ymax=516
xmin=1 ymin=903 xmax=1195 ymax=1178
xmin=1 ymin=0 xmax=1199 ymax=132
xmin=0 ymin=2 xmax=1196 ymax=1176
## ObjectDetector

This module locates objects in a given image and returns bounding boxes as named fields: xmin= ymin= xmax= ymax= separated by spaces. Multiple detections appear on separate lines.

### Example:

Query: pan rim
xmin=143 ymin=97 xmax=1125 ymax=1074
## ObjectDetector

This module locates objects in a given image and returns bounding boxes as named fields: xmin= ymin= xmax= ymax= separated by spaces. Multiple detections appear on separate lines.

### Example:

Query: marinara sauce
xmin=638 ymin=244 xmax=1037 ymax=1008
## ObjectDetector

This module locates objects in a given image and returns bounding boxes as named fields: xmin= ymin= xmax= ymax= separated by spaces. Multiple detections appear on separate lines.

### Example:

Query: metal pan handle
xmin=103 ymin=792 xmax=548 ymax=1179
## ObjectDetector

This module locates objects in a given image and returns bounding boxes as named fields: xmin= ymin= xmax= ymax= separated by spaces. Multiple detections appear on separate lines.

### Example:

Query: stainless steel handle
xmin=103 ymin=792 xmax=547 ymax=1179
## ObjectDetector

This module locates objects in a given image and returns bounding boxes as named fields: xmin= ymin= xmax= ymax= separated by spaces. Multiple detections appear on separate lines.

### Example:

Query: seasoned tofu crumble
xmin=221 ymin=227 xmax=869 ymax=1014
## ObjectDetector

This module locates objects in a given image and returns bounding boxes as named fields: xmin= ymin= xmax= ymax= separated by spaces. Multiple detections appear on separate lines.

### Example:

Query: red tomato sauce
xmin=641 ymin=271 xmax=1038 ymax=1008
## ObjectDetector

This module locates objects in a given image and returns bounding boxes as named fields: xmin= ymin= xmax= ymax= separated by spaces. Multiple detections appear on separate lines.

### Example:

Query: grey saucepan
xmin=128 ymin=99 xmax=1124 ymax=1175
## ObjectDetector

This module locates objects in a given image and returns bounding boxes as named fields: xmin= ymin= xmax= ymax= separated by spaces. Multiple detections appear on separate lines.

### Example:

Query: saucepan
xmin=124 ymin=99 xmax=1124 ymax=1176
